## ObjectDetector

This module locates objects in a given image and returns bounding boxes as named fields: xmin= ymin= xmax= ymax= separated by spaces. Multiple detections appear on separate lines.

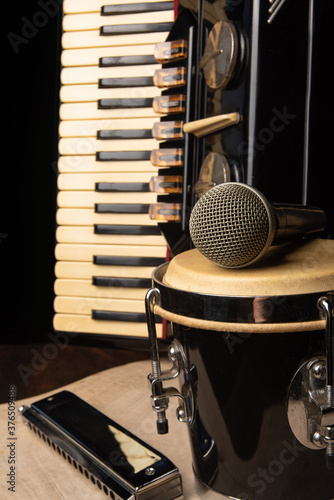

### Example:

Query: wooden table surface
xmin=0 ymin=359 xmax=226 ymax=500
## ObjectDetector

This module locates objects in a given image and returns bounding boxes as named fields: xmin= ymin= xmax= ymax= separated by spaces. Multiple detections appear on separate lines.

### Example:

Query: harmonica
xmin=19 ymin=391 xmax=183 ymax=500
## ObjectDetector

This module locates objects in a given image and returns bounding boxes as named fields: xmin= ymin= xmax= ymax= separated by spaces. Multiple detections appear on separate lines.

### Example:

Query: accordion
xmin=3 ymin=0 xmax=333 ymax=346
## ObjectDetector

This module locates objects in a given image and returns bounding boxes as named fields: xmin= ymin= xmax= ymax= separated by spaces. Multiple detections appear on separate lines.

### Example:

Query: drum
xmin=146 ymin=239 xmax=334 ymax=500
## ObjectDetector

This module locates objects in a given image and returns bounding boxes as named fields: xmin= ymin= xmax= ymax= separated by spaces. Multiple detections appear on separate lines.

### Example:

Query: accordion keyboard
xmin=54 ymin=0 xmax=178 ymax=340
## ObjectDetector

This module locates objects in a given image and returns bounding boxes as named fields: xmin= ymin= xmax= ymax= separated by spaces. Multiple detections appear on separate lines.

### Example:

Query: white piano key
xmin=60 ymin=84 xmax=160 ymax=103
xmin=54 ymin=278 xmax=149 ymax=300
xmin=56 ymin=208 xmax=158 ymax=226
xmin=61 ymin=44 xmax=157 ymax=67
xmin=53 ymin=314 xmax=163 ymax=337
xmin=59 ymin=102 xmax=160 ymax=120
xmin=54 ymin=296 xmax=146 ymax=315
xmin=60 ymin=63 xmax=159 ymax=85
xmin=57 ymin=172 xmax=155 ymax=190
xmin=61 ymin=30 xmax=169 ymax=49
xmin=57 ymin=156 xmax=158 ymax=173
xmin=55 ymin=243 xmax=167 ymax=261
xmin=57 ymin=190 xmax=159 ymax=208
xmin=63 ymin=0 xmax=173 ymax=15
xmin=59 ymin=117 xmax=157 ymax=137
xmin=63 ymin=10 xmax=174 ymax=32
xmin=56 ymin=226 xmax=166 ymax=245
xmin=55 ymin=261 xmax=156 ymax=279
xmin=58 ymin=137 xmax=160 ymax=156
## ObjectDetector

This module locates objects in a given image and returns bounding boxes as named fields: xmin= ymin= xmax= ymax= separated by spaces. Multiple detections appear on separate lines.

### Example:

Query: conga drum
xmin=146 ymin=239 xmax=334 ymax=500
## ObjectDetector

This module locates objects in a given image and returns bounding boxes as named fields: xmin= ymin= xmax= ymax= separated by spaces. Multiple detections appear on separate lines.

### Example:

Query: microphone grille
xmin=189 ymin=183 xmax=274 ymax=268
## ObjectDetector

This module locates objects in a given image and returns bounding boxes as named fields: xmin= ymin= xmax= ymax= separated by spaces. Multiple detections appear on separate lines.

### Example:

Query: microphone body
xmin=271 ymin=204 xmax=327 ymax=243
xmin=189 ymin=183 xmax=327 ymax=268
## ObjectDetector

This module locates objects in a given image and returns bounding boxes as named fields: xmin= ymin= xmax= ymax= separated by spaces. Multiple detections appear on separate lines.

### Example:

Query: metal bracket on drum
xmin=288 ymin=294 xmax=334 ymax=468
xmin=145 ymin=288 xmax=195 ymax=435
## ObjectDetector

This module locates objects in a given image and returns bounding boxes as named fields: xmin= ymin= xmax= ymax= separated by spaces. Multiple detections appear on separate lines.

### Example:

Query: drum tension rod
xmin=145 ymin=288 xmax=169 ymax=434
xmin=145 ymin=289 xmax=191 ymax=435
xmin=318 ymin=294 xmax=334 ymax=464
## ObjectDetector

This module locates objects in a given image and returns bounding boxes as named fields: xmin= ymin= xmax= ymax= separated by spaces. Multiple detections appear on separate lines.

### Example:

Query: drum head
xmin=152 ymin=239 xmax=334 ymax=332
xmin=163 ymin=239 xmax=334 ymax=297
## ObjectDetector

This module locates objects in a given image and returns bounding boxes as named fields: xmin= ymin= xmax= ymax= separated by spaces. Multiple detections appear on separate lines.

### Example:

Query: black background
xmin=2 ymin=0 xmax=61 ymax=343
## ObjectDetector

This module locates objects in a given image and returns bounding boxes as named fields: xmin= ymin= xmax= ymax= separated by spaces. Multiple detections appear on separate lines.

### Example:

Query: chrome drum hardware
xmin=146 ymin=288 xmax=196 ymax=435
xmin=288 ymin=295 xmax=334 ymax=468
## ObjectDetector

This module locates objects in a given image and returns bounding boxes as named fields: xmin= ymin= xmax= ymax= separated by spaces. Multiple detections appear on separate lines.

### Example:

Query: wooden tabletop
xmin=0 ymin=359 xmax=226 ymax=500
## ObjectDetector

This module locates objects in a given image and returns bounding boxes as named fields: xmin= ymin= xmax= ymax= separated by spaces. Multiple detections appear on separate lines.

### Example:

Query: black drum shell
xmin=151 ymin=263 xmax=334 ymax=500
xmin=175 ymin=325 xmax=333 ymax=500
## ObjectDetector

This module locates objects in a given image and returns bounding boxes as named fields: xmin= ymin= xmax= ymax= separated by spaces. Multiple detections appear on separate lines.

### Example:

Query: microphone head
xmin=189 ymin=182 xmax=276 ymax=268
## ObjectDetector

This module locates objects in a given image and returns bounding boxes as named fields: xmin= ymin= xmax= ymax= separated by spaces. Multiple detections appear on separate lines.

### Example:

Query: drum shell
xmin=151 ymin=260 xmax=334 ymax=500
xmin=174 ymin=325 xmax=332 ymax=500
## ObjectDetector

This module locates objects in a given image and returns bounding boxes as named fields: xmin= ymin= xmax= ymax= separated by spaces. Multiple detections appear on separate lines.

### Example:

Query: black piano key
xmin=95 ymin=204 xmax=150 ymax=214
xmin=96 ymin=151 xmax=151 ymax=161
xmin=98 ymin=98 xmax=153 ymax=109
xmin=92 ymin=310 xmax=162 ymax=322
xmin=95 ymin=182 xmax=150 ymax=192
xmin=100 ymin=54 xmax=157 ymax=67
xmin=101 ymin=2 xmax=174 ymax=15
xmin=156 ymin=207 xmax=181 ymax=216
xmin=153 ymin=122 xmax=183 ymax=139
xmin=99 ymin=77 xmax=154 ymax=88
xmin=154 ymin=68 xmax=186 ymax=87
xmin=93 ymin=255 xmax=165 ymax=266
xmin=156 ymin=179 xmax=182 ymax=190
xmin=154 ymin=40 xmax=188 ymax=63
xmin=94 ymin=225 xmax=161 ymax=235
xmin=100 ymin=22 xmax=173 ymax=36
xmin=97 ymin=129 xmax=153 ymax=139
xmin=150 ymin=148 xmax=183 ymax=166
xmin=93 ymin=276 xmax=152 ymax=288
xmin=152 ymin=94 xmax=186 ymax=114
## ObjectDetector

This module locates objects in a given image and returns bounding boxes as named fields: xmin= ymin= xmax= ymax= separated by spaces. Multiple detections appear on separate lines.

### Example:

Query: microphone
xmin=189 ymin=182 xmax=327 ymax=268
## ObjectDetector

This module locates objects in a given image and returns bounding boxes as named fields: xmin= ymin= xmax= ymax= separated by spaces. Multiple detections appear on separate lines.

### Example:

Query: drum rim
xmin=151 ymin=262 xmax=332 ymax=328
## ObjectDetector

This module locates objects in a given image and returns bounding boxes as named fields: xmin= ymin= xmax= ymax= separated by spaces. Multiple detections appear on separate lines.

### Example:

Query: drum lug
xmin=307 ymin=359 xmax=334 ymax=447
xmin=148 ymin=339 xmax=195 ymax=432
xmin=146 ymin=288 xmax=194 ymax=434
xmin=288 ymin=294 xmax=334 ymax=468
xmin=318 ymin=294 xmax=334 ymax=466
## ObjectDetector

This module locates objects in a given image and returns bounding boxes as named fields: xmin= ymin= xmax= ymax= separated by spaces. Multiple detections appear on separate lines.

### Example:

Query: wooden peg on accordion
xmin=183 ymin=112 xmax=240 ymax=138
